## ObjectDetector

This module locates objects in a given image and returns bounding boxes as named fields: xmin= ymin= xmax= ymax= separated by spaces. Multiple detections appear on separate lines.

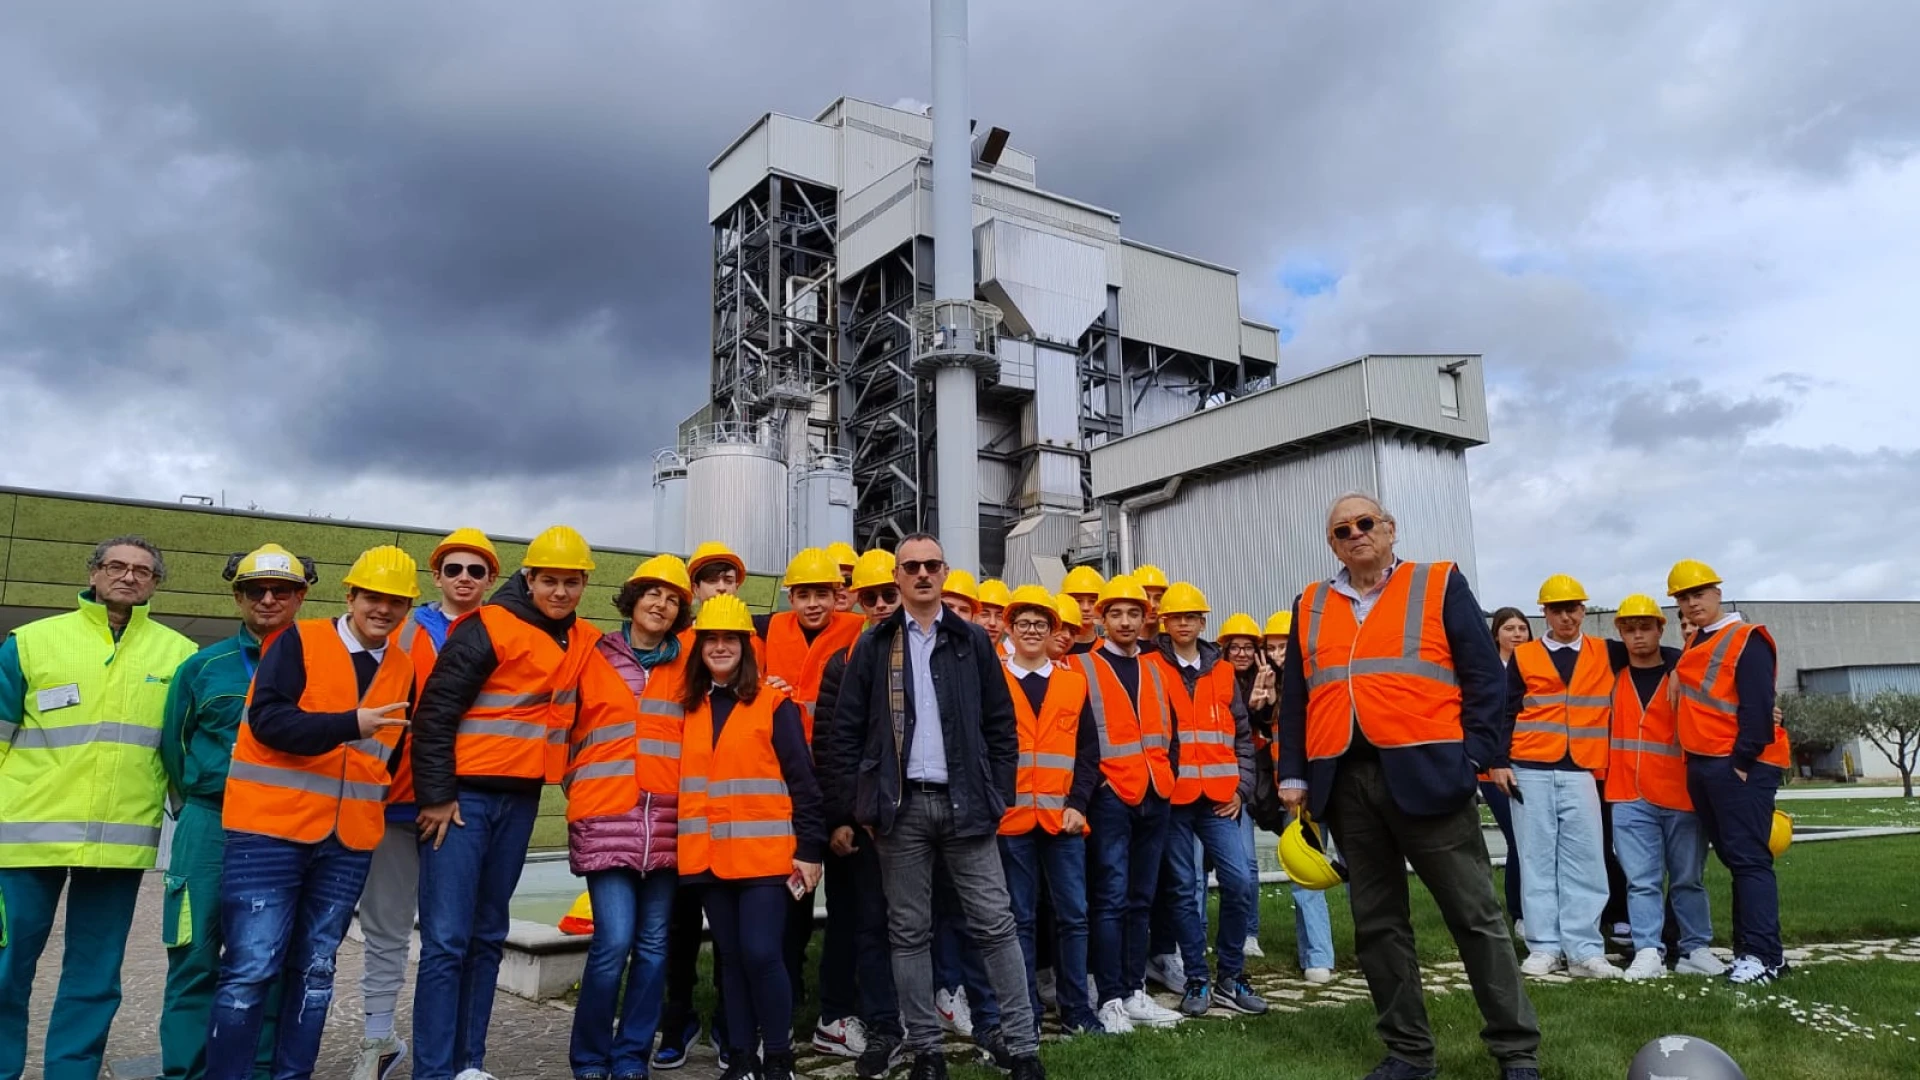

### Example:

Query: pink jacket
xmin=567 ymin=632 xmax=678 ymax=876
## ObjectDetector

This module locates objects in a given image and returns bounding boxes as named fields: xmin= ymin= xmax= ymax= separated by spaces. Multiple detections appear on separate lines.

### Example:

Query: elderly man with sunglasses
xmin=1275 ymin=494 xmax=1540 ymax=1080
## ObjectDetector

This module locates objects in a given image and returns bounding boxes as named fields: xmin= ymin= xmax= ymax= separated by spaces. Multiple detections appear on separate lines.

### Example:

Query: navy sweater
xmin=249 ymin=620 xmax=408 ymax=760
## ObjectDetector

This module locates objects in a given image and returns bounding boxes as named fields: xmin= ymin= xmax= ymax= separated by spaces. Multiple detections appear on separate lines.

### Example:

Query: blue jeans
xmin=1167 ymin=804 xmax=1254 ymax=983
xmin=820 ymin=837 xmax=900 ymax=1036
xmin=570 ymin=869 xmax=677 ymax=1078
xmin=999 ymin=830 xmax=1096 ymax=1031
xmin=1236 ymin=811 xmax=1262 ymax=939
xmin=1291 ymin=884 xmax=1336 ymax=970
xmin=208 ymin=833 xmax=372 ymax=1080
xmin=0 ymin=866 xmax=143 ymax=1080
xmin=1480 ymin=780 xmax=1523 ymax=919
xmin=1688 ymin=758 xmax=1784 ymax=966
xmin=1610 ymin=799 xmax=1711 ymax=956
xmin=413 ymin=789 xmax=540 ymax=1080
xmin=1086 ymin=787 xmax=1170 ymax=1004
xmin=1512 ymin=768 xmax=1608 ymax=963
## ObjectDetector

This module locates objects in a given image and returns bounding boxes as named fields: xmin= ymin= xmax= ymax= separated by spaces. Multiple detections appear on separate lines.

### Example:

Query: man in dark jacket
xmin=826 ymin=534 xmax=1043 ymax=1080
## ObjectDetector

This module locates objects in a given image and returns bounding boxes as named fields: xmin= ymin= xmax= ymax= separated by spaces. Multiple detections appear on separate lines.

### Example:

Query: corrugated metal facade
xmin=709 ymin=117 xmax=770 ymax=223
xmin=1373 ymin=437 xmax=1480 ymax=588
xmin=1365 ymin=354 xmax=1491 ymax=446
xmin=1118 ymin=242 xmax=1242 ymax=363
xmin=1240 ymin=320 xmax=1280 ymax=367
xmin=838 ymin=161 xmax=921 ymax=279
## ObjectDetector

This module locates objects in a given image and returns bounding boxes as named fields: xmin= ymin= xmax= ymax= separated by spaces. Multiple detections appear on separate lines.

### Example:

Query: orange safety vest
xmin=453 ymin=606 xmax=603 ymax=784
xmin=561 ymin=651 xmax=642 ymax=823
xmin=999 ymin=662 xmax=1087 ymax=836
xmin=762 ymin=611 xmax=866 ymax=742
xmin=677 ymin=685 xmax=797 ymax=879
xmin=224 ymin=618 xmax=414 ymax=851
xmin=1671 ymin=622 xmax=1791 ymax=768
xmin=1605 ymin=665 xmax=1691 ymax=811
xmin=1072 ymin=650 xmax=1174 ymax=806
xmin=1511 ymin=637 xmax=1613 ymax=773
xmin=1298 ymin=561 xmax=1464 ymax=760
xmin=636 ymin=658 xmax=688 ymax=796
xmin=1159 ymin=654 xmax=1241 ymax=805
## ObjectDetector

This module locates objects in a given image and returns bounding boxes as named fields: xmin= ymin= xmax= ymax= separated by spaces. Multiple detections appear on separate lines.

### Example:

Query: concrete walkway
xmin=1778 ymin=785 xmax=1910 ymax=800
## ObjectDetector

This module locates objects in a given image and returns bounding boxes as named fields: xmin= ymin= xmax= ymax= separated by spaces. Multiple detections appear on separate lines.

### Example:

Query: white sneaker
xmin=1513 ymin=918 xmax=1526 ymax=940
xmin=351 ymin=1036 xmax=407 ymax=1080
xmin=1569 ymin=955 xmax=1625 ymax=980
xmin=454 ymin=1070 xmax=500 ymax=1080
xmin=1726 ymin=955 xmax=1784 ymax=986
xmin=1622 ymin=949 xmax=1667 ymax=982
xmin=1144 ymin=952 xmax=1186 ymax=993
xmin=812 ymin=1016 xmax=868 ymax=1058
xmin=1096 ymin=998 xmax=1135 ymax=1035
xmin=1303 ymin=967 xmax=1333 ymax=984
xmin=1036 ymin=967 xmax=1057 ymax=1010
xmin=1676 ymin=947 xmax=1727 ymax=977
xmin=1242 ymin=935 xmax=1265 ymax=959
xmin=1519 ymin=952 xmax=1565 ymax=977
xmin=936 ymin=986 xmax=974 ymax=1037
xmin=1123 ymin=989 xmax=1182 ymax=1028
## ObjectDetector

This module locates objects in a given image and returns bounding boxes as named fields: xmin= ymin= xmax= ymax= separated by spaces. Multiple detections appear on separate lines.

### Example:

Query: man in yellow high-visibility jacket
xmin=0 ymin=536 xmax=198 ymax=1080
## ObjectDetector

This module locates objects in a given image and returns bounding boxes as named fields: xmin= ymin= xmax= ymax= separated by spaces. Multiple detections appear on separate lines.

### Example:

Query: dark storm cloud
xmin=1607 ymin=379 xmax=1792 ymax=449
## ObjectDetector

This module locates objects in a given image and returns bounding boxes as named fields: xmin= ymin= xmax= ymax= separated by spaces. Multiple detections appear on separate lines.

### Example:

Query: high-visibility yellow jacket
xmin=0 ymin=592 xmax=197 ymax=869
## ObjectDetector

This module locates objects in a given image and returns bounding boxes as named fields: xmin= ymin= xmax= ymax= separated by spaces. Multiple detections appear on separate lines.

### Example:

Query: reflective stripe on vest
xmin=762 ymin=611 xmax=866 ymax=743
xmin=1163 ymin=656 xmax=1240 ymax=805
xmin=0 ymin=820 xmax=163 ymax=849
xmin=636 ymin=664 xmax=688 ymax=795
xmin=676 ymin=687 xmax=798 ymax=879
xmin=1000 ymin=663 xmax=1087 ymax=836
xmin=1074 ymin=652 xmax=1173 ymax=806
xmin=562 ymin=649 xmax=644 ymax=822
xmin=8 ymin=721 xmax=163 ymax=751
xmin=1511 ymin=637 xmax=1613 ymax=772
xmin=1604 ymin=665 xmax=1692 ymax=811
xmin=1671 ymin=622 xmax=1790 ymax=768
xmin=452 ymin=606 xmax=603 ymax=783
xmin=1298 ymin=562 xmax=1465 ymax=761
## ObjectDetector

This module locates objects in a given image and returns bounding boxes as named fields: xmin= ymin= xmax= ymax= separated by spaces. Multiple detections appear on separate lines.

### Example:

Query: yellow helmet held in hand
xmin=783 ymin=547 xmax=842 ymax=589
xmin=1264 ymin=610 xmax=1294 ymax=638
xmin=943 ymin=569 xmax=980 ymax=604
xmin=688 ymin=541 xmax=747 ymax=581
xmin=1157 ymin=582 xmax=1209 ymax=617
xmin=1005 ymin=584 xmax=1058 ymax=626
xmin=343 ymin=546 xmax=422 ymax=599
xmin=1096 ymin=573 xmax=1149 ymax=614
xmin=1667 ymin=559 xmax=1723 ymax=597
xmin=227 ymin=543 xmax=313 ymax=586
xmin=1538 ymin=574 xmax=1589 ymax=606
xmin=431 ymin=527 xmax=500 ymax=575
xmin=826 ymin=541 xmax=859 ymax=571
xmin=1279 ymin=810 xmax=1346 ymax=891
xmin=1054 ymin=593 xmax=1084 ymax=629
xmin=692 ymin=593 xmax=755 ymax=635
xmin=849 ymin=549 xmax=897 ymax=591
xmin=626 ymin=554 xmax=692 ymax=600
xmin=978 ymin=579 xmax=1013 ymax=611
xmin=1061 ymin=565 xmax=1106 ymax=597
xmin=1132 ymin=564 xmax=1170 ymax=590
xmin=1770 ymin=809 xmax=1793 ymax=856
xmin=1218 ymin=613 xmax=1262 ymax=641
xmin=1614 ymin=594 xmax=1667 ymax=623
xmin=525 ymin=526 xmax=596 ymax=572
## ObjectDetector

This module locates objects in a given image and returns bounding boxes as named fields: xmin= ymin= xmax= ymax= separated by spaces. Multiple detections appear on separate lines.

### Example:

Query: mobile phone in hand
xmin=787 ymin=869 xmax=809 ymax=900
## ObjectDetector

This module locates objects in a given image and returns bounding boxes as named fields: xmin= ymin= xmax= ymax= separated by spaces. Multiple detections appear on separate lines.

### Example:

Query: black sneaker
xmin=1218 ymin=976 xmax=1268 ymax=1016
xmin=908 ymin=1051 xmax=949 ymax=1080
xmin=1178 ymin=979 xmax=1212 ymax=1018
xmin=717 ymin=1050 xmax=759 ymax=1080
xmin=856 ymin=1032 xmax=907 ymax=1080
xmin=1009 ymin=1055 xmax=1046 ymax=1080
xmin=1361 ymin=1057 xmax=1438 ymax=1080
xmin=973 ymin=1026 xmax=1014 ymax=1072
xmin=761 ymin=1050 xmax=795 ymax=1080
xmin=1501 ymin=1069 xmax=1542 ymax=1080
xmin=652 ymin=1014 xmax=701 ymax=1070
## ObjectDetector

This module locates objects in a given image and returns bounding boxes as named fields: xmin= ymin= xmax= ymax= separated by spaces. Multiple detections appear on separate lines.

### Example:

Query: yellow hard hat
xmin=1769 ymin=809 xmax=1793 ymax=856
xmin=430 ymin=527 xmax=500 ymax=575
xmin=558 ymin=890 xmax=594 ymax=935
xmin=1614 ymin=594 xmax=1667 ymax=623
xmin=850 ymin=549 xmax=897 ymax=591
xmin=1667 ymin=559 xmax=1723 ymax=597
xmin=692 ymin=593 xmax=755 ymax=635
xmin=1219 ymin=613 xmax=1262 ymax=641
xmin=1005 ymin=584 xmax=1058 ymax=626
xmin=343 ymin=545 xmax=422 ymax=599
xmin=626 ymin=553 xmax=692 ymax=600
xmin=1054 ymin=593 xmax=1084 ymax=629
xmin=1061 ymin=565 xmax=1106 ymax=597
xmin=1538 ymin=573 xmax=1589 ymax=606
xmin=1096 ymin=573 xmax=1149 ymax=614
xmin=1157 ymin=581 xmax=1209 ymax=617
xmin=826 ymin=541 xmax=859 ymax=570
xmin=978 ymin=579 xmax=1013 ymax=611
xmin=943 ymin=568 xmax=980 ymax=604
xmin=1278 ymin=811 xmax=1346 ymax=891
xmin=1132 ymin=564 xmax=1170 ymax=590
xmin=783 ymin=547 xmax=842 ymax=589
xmin=688 ymin=541 xmax=747 ymax=581
xmin=525 ymin=526 xmax=596 ymax=572
xmin=227 ymin=543 xmax=313 ymax=586
xmin=1264 ymin=610 xmax=1294 ymax=638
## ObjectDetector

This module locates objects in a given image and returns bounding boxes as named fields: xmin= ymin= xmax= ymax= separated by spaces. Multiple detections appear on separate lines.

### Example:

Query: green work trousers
xmin=0 ymin=865 xmax=143 ymax=1080
xmin=161 ymin=802 xmax=276 ymax=1080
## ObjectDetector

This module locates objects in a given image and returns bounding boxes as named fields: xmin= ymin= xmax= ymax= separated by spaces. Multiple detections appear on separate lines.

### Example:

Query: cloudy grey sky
xmin=3 ymin=1 xmax=1915 ymax=605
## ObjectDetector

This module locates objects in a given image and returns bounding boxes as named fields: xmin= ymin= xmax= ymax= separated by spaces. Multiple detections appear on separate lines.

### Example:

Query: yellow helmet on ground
xmin=1005 ymin=585 xmax=1058 ymax=626
xmin=826 ymin=541 xmax=859 ymax=571
xmin=525 ymin=526 xmax=596 ymax=572
xmin=1770 ymin=809 xmax=1793 ymax=856
xmin=1668 ymin=559 xmax=1723 ymax=597
xmin=343 ymin=546 xmax=422 ymax=599
xmin=431 ymin=527 xmax=500 ymax=575
xmin=1132 ymin=564 xmax=1170 ymax=590
xmin=1279 ymin=810 xmax=1346 ymax=891
xmin=626 ymin=554 xmax=692 ymax=600
xmin=1158 ymin=582 xmax=1209 ymax=617
xmin=692 ymin=593 xmax=755 ymax=634
xmin=1096 ymin=574 xmax=1149 ymax=614
xmin=227 ymin=543 xmax=313 ymax=586
xmin=783 ymin=548 xmax=842 ymax=589
xmin=943 ymin=569 xmax=980 ymax=604
xmin=1614 ymin=594 xmax=1667 ymax=623
xmin=1218 ymin=613 xmax=1262 ymax=641
xmin=688 ymin=541 xmax=748 ymax=581
xmin=850 ymin=549 xmax=897 ymax=591
xmin=978 ymin=579 xmax=1013 ymax=611
xmin=558 ymin=891 xmax=594 ymax=936
xmin=1538 ymin=574 xmax=1589 ymax=606
xmin=1054 ymin=593 xmax=1084 ymax=630
xmin=1264 ymin=610 xmax=1294 ymax=638
xmin=1061 ymin=565 xmax=1106 ymax=597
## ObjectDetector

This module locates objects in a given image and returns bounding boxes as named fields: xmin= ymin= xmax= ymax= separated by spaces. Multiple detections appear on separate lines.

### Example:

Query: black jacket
xmin=812 ymin=642 xmax=861 ymax=829
xmin=826 ymin=607 xmax=1018 ymax=838
xmin=410 ymin=573 xmax=579 ymax=805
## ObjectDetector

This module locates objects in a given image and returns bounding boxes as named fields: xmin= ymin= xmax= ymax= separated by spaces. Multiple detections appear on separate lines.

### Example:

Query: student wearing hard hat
xmin=689 ymin=541 xmax=747 ymax=602
xmin=977 ymin=579 xmax=1013 ymax=656
xmin=1483 ymin=608 xmax=1532 ymax=930
xmin=1061 ymin=566 xmax=1105 ymax=654
xmin=1132 ymin=564 xmax=1170 ymax=637
xmin=1667 ymin=560 xmax=1791 ymax=987
xmin=158 ymin=544 xmax=315 ymax=1080
xmin=567 ymin=555 xmax=694 ymax=1080
xmin=409 ymin=525 xmax=610 ymax=1080
xmin=1604 ymin=595 xmax=1723 ymax=982
xmin=1047 ymin=594 xmax=1082 ymax=662
xmin=675 ymin=595 xmax=827 ymax=1080
xmin=350 ymin=527 xmax=500 ymax=1080
xmin=1504 ymin=574 xmax=1625 ymax=980
xmin=827 ymin=541 xmax=860 ymax=613
xmin=205 ymin=546 xmax=418 ymax=1080
xmin=0 ymin=536 xmax=198 ymax=1080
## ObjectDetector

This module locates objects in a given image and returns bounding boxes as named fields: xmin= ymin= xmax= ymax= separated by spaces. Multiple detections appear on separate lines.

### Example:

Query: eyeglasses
xmin=438 ymin=562 xmax=491 ymax=580
xmin=96 ymin=561 xmax=156 ymax=581
xmin=1011 ymin=619 xmax=1053 ymax=634
xmin=239 ymin=583 xmax=303 ymax=602
xmin=1225 ymin=641 xmax=1257 ymax=654
xmin=859 ymin=587 xmax=900 ymax=606
xmin=1329 ymin=515 xmax=1382 ymax=542
xmin=899 ymin=559 xmax=945 ymax=576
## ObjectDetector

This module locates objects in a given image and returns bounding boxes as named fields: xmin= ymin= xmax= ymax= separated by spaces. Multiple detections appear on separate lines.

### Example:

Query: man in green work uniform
xmin=158 ymin=544 xmax=316 ymax=1080
xmin=0 ymin=536 xmax=198 ymax=1080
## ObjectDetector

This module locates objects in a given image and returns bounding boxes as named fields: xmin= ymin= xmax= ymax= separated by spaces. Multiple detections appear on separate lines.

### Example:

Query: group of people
xmin=0 ymin=489 xmax=1789 ymax=1080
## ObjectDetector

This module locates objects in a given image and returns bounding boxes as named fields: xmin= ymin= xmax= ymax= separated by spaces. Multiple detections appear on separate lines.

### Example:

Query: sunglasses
xmin=899 ymin=559 xmax=945 ymax=576
xmin=859 ymin=587 xmax=901 ymax=606
xmin=239 ymin=583 xmax=302 ymax=602
xmin=438 ymin=562 xmax=491 ymax=580
xmin=1329 ymin=515 xmax=1382 ymax=542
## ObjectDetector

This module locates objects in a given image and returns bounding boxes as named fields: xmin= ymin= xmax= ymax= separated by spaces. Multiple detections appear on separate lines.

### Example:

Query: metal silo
xmin=682 ymin=423 xmax=789 ymax=574
xmin=792 ymin=448 xmax=855 ymax=556
xmin=651 ymin=449 xmax=688 ymax=555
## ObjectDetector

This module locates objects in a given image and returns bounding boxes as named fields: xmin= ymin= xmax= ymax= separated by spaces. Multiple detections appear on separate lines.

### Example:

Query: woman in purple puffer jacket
xmin=568 ymin=555 xmax=694 ymax=1080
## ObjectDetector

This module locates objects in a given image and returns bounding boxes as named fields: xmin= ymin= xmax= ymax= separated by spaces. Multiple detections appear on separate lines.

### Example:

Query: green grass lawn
xmin=1780 ymin=797 xmax=1920 ymax=829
